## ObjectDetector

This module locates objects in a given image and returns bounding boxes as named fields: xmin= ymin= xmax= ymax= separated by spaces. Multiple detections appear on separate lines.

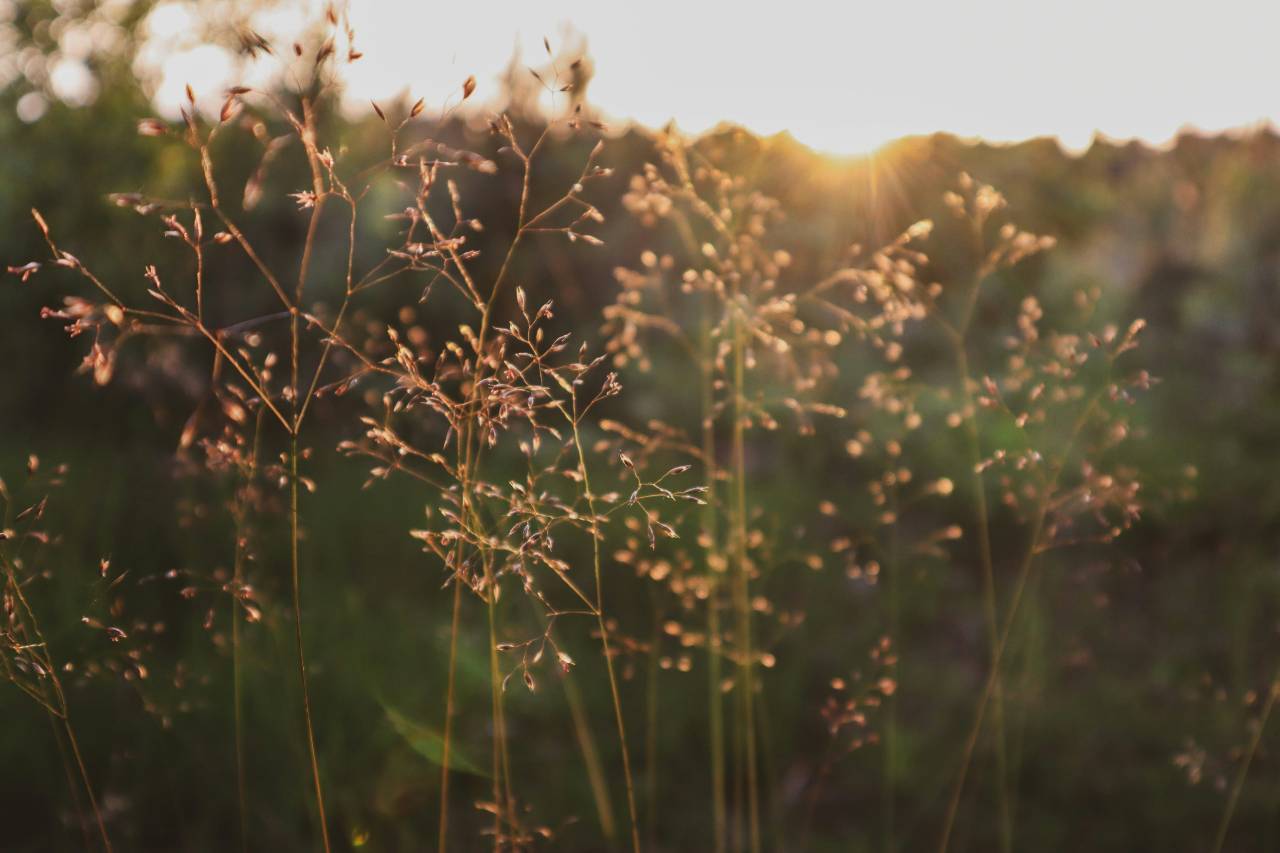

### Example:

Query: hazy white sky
xmin=141 ymin=0 xmax=1280 ymax=155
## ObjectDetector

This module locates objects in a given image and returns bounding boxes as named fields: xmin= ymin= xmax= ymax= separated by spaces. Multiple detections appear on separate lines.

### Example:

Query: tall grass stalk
xmin=571 ymin=409 xmax=643 ymax=853
xmin=729 ymin=274 xmax=762 ymax=853
xmin=230 ymin=407 xmax=264 ymax=850
xmin=560 ymin=660 xmax=619 ymax=839
xmin=936 ymin=386 xmax=1108 ymax=853
xmin=883 ymin=482 xmax=900 ymax=853
xmin=0 ymin=525 xmax=111 ymax=851
xmin=1212 ymin=675 xmax=1280 ymax=853
xmin=702 ymin=320 xmax=729 ymax=853
xmin=952 ymin=334 xmax=1012 ymax=853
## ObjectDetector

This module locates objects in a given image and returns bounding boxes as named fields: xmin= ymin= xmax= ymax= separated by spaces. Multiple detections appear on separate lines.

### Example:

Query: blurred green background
xmin=4 ymin=2 xmax=1280 ymax=852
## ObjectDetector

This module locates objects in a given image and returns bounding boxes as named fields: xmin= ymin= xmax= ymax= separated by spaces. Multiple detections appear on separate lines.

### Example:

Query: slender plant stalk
xmin=455 ymin=394 xmax=517 ymax=848
xmin=936 ymin=498 xmax=1046 ymax=853
xmin=1213 ymin=674 xmax=1280 ymax=853
xmin=197 ymin=94 xmax=332 ymax=848
xmin=752 ymin=677 xmax=783 ymax=846
xmin=560 ymin=664 xmax=619 ymax=839
xmin=1006 ymin=571 xmax=1042 ymax=835
xmin=953 ymin=343 xmax=1013 ymax=853
xmin=799 ymin=737 xmax=839 ymax=847
xmin=231 ymin=543 xmax=247 ymax=852
xmin=287 ymin=104 xmax=332 ymax=847
xmin=729 ymin=292 xmax=761 ymax=853
xmin=437 ymin=120 xmax=546 ymax=849
xmin=707 ymin=534 xmax=728 ymax=853
xmin=937 ymin=389 xmax=1106 ymax=853
xmin=47 ymin=711 xmax=92 ymax=850
xmin=231 ymin=408 xmax=264 ymax=852
xmin=884 ymin=483 xmax=901 ymax=853
xmin=703 ymin=352 xmax=728 ymax=853
xmin=495 ymin=577 xmax=517 ymax=840
xmin=645 ymin=592 xmax=663 ymax=847
xmin=440 ymin=379 xmax=481 ymax=848
xmin=435 ymin=117 xmax=606 ymax=848
xmin=571 ymin=413 xmax=642 ymax=853
xmin=289 ymin=433 xmax=331 ymax=853
xmin=438 ymin=576 xmax=463 ymax=852
xmin=675 ymin=207 xmax=726 ymax=853
xmin=57 ymin=700 xmax=111 ymax=853
xmin=1 ymin=550 xmax=111 ymax=851
xmin=456 ymin=315 xmax=517 ymax=851
xmin=3 ymin=480 xmax=92 ymax=849
xmin=944 ymin=219 xmax=1015 ymax=853
xmin=666 ymin=139 xmax=755 ymax=853
xmin=486 ymin=562 xmax=510 ymax=849
xmin=451 ymin=418 xmax=511 ymax=848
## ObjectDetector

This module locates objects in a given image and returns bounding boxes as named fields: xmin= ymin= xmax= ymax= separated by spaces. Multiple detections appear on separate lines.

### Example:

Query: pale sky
xmin=134 ymin=0 xmax=1280 ymax=155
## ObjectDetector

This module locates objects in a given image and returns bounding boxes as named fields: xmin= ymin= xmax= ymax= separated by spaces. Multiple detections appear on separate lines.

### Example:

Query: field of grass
xmin=4 ymin=6 xmax=1280 ymax=853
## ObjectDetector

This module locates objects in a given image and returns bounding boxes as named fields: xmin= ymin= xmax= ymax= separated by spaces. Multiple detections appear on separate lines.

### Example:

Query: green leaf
xmin=382 ymin=704 xmax=486 ymax=777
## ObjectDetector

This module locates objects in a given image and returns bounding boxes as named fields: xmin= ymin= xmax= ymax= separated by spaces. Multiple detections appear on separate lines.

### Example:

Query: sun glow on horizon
xmin=113 ymin=0 xmax=1280 ymax=158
